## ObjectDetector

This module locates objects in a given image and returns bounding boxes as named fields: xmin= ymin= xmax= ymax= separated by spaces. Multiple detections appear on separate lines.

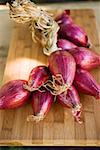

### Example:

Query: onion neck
xmin=44 ymin=74 xmax=71 ymax=95
xmin=27 ymin=114 xmax=45 ymax=122
xmin=72 ymin=103 xmax=83 ymax=124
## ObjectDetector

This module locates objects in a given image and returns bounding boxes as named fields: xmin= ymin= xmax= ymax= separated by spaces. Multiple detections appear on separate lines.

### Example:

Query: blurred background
xmin=0 ymin=0 xmax=100 ymax=4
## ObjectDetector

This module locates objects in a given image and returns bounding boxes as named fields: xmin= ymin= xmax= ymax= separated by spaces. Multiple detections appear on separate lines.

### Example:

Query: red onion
xmin=70 ymin=47 xmax=100 ymax=70
xmin=74 ymin=69 xmax=100 ymax=99
xmin=55 ymin=10 xmax=72 ymax=25
xmin=23 ymin=66 xmax=50 ymax=92
xmin=57 ymin=39 xmax=77 ymax=50
xmin=0 ymin=80 xmax=30 ymax=109
xmin=57 ymin=85 xmax=82 ymax=124
xmin=58 ymin=45 xmax=100 ymax=70
xmin=27 ymin=89 xmax=53 ymax=122
xmin=48 ymin=50 xmax=76 ymax=95
xmin=58 ymin=23 xmax=89 ymax=47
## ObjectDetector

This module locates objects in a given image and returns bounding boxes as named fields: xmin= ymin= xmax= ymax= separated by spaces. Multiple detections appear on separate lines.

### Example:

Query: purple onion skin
xmin=64 ymin=10 xmax=70 ymax=15
xmin=57 ymin=85 xmax=82 ymax=124
xmin=31 ymin=90 xmax=53 ymax=117
xmin=70 ymin=47 xmax=100 ymax=70
xmin=74 ymin=69 xmax=100 ymax=99
xmin=55 ymin=10 xmax=73 ymax=25
xmin=28 ymin=66 xmax=50 ymax=89
xmin=48 ymin=50 xmax=76 ymax=86
xmin=57 ymin=85 xmax=80 ymax=108
xmin=58 ymin=45 xmax=100 ymax=70
xmin=58 ymin=23 xmax=88 ymax=47
xmin=0 ymin=80 xmax=30 ymax=109
xmin=57 ymin=39 xmax=77 ymax=50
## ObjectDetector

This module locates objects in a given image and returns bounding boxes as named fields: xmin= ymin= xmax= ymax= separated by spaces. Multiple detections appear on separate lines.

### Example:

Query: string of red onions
xmin=0 ymin=3 xmax=99 ymax=125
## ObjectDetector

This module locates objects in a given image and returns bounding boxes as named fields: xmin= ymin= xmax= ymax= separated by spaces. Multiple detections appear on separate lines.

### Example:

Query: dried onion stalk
xmin=8 ymin=0 xmax=59 ymax=55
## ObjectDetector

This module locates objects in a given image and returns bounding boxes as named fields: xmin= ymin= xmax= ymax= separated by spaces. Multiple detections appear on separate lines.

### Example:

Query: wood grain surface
xmin=0 ymin=9 xmax=100 ymax=146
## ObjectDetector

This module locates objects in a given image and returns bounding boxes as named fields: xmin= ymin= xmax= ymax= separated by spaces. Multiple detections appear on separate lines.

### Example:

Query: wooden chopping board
xmin=0 ymin=9 xmax=100 ymax=146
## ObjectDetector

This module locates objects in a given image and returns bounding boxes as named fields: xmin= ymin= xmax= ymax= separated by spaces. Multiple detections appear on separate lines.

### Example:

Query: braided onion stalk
xmin=8 ymin=0 xmax=59 ymax=55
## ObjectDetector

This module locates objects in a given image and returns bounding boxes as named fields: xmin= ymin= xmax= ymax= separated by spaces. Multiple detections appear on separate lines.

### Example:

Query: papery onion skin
xmin=27 ymin=90 xmax=53 ymax=122
xmin=24 ymin=66 xmax=50 ymax=91
xmin=57 ymin=39 xmax=77 ymax=50
xmin=48 ymin=50 xmax=76 ymax=87
xmin=57 ymin=85 xmax=82 ymax=123
xmin=0 ymin=80 xmax=30 ymax=109
xmin=58 ymin=23 xmax=89 ymax=47
xmin=74 ymin=68 xmax=100 ymax=99
xmin=70 ymin=47 xmax=100 ymax=70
